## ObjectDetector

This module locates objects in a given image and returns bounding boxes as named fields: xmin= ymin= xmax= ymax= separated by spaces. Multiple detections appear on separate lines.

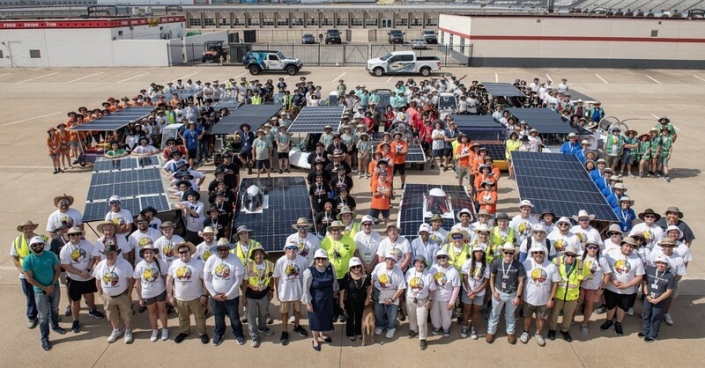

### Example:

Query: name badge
xmin=651 ymin=283 xmax=658 ymax=290
xmin=501 ymin=282 xmax=507 ymax=289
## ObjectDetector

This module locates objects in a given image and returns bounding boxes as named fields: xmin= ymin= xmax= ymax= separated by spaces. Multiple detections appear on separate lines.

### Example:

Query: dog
xmin=361 ymin=303 xmax=375 ymax=346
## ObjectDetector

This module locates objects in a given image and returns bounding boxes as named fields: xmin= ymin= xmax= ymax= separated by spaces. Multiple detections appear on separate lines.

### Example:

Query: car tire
xmin=373 ymin=67 xmax=384 ymax=77
xmin=249 ymin=66 xmax=261 ymax=75
xmin=201 ymin=57 xmax=207 ymax=63
xmin=420 ymin=67 xmax=431 ymax=77
xmin=286 ymin=66 xmax=298 ymax=76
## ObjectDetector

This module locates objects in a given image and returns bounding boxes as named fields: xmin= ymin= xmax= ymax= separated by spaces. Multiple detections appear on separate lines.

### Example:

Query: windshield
xmin=380 ymin=54 xmax=393 ymax=61
xmin=390 ymin=30 xmax=402 ymax=35
xmin=423 ymin=30 xmax=435 ymax=35
xmin=328 ymin=30 xmax=340 ymax=35
xmin=276 ymin=52 xmax=285 ymax=59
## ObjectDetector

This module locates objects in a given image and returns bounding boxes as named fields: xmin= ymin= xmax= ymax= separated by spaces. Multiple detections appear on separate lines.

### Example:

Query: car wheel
xmin=249 ymin=66 xmax=261 ymax=75
xmin=420 ymin=67 xmax=431 ymax=77
xmin=201 ymin=57 xmax=207 ymax=63
xmin=373 ymin=67 xmax=384 ymax=77
xmin=286 ymin=66 xmax=298 ymax=75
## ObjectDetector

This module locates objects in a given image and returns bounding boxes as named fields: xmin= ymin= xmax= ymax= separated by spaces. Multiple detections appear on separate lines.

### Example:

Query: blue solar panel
xmin=481 ymin=83 xmax=526 ymax=97
xmin=505 ymin=108 xmax=581 ymax=135
xmin=483 ymin=144 xmax=506 ymax=162
xmin=83 ymin=198 xmax=139 ymax=223
xmin=452 ymin=115 xmax=506 ymax=141
xmin=288 ymin=106 xmax=345 ymax=134
xmin=209 ymin=104 xmax=281 ymax=135
xmin=512 ymin=151 xmax=618 ymax=222
xmin=93 ymin=156 xmax=160 ymax=172
xmin=69 ymin=107 xmax=152 ymax=132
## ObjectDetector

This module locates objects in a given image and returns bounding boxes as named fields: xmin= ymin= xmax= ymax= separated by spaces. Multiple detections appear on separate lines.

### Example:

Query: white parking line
xmin=332 ymin=72 xmax=346 ymax=82
xmin=117 ymin=72 xmax=150 ymax=83
xmin=495 ymin=73 xmax=499 ymax=83
xmin=595 ymin=74 xmax=609 ymax=84
xmin=385 ymin=76 xmax=393 ymax=83
xmin=694 ymin=75 xmax=705 ymax=82
xmin=67 ymin=72 xmax=104 ymax=83
xmin=645 ymin=75 xmax=662 ymax=85
xmin=16 ymin=72 xmax=58 ymax=84
xmin=173 ymin=72 xmax=198 ymax=82
xmin=0 ymin=165 xmax=55 ymax=169
xmin=545 ymin=73 xmax=553 ymax=82
xmin=234 ymin=72 xmax=247 ymax=79
xmin=651 ymin=113 xmax=660 ymax=119
xmin=0 ymin=73 xmax=10 ymax=78
xmin=0 ymin=111 xmax=62 ymax=127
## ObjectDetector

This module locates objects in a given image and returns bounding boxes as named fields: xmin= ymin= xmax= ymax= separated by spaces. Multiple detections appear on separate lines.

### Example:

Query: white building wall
xmin=112 ymin=39 xmax=170 ymax=66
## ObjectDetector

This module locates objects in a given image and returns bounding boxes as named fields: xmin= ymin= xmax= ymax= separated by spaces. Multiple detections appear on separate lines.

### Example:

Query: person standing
xmin=339 ymin=257 xmax=372 ymax=342
xmin=429 ymin=250 xmax=461 ymax=338
xmin=320 ymin=220 xmax=356 ymax=322
xmin=92 ymin=242 xmax=135 ymax=344
xmin=639 ymin=255 xmax=676 ymax=342
xmin=371 ymin=253 xmax=407 ymax=339
xmin=167 ymin=241 xmax=210 ymax=344
xmin=302 ymin=249 xmax=339 ymax=351
xmin=547 ymin=245 xmax=586 ymax=342
xmin=204 ymin=239 xmax=246 ymax=346
xmin=241 ymin=245 xmax=275 ymax=348
xmin=405 ymin=255 xmax=436 ymax=349
xmin=252 ymin=129 xmax=273 ymax=178
xmin=22 ymin=236 xmax=65 ymax=351
xmin=520 ymin=244 xmax=559 ymax=346
xmin=601 ymin=237 xmax=645 ymax=336
xmin=460 ymin=245 xmax=489 ymax=340
xmin=286 ymin=218 xmax=321 ymax=267
xmin=486 ymin=243 xmax=525 ymax=344
xmin=11 ymin=220 xmax=49 ymax=329
xmin=273 ymin=243 xmax=309 ymax=346
xmin=134 ymin=244 xmax=169 ymax=342
xmin=46 ymin=194 xmax=83 ymax=238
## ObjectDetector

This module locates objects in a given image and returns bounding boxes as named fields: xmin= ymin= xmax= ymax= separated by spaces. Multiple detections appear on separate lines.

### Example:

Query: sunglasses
xmin=351 ymin=265 xmax=362 ymax=269
xmin=437 ymin=256 xmax=448 ymax=260
xmin=31 ymin=243 xmax=45 ymax=247
xmin=59 ymin=200 xmax=70 ymax=205
xmin=69 ymin=233 xmax=81 ymax=237
xmin=298 ymin=227 xmax=308 ymax=231
xmin=178 ymin=250 xmax=190 ymax=254
xmin=110 ymin=201 xmax=121 ymax=205
xmin=564 ymin=254 xmax=577 ymax=258
xmin=558 ymin=223 xmax=569 ymax=227
xmin=644 ymin=215 xmax=656 ymax=218
xmin=285 ymin=247 xmax=298 ymax=251
xmin=587 ymin=246 xmax=599 ymax=250
xmin=452 ymin=235 xmax=464 ymax=240
xmin=503 ymin=252 xmax=513 ymax=255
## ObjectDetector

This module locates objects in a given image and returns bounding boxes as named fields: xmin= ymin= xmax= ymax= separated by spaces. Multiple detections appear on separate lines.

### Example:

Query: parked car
xmin=388 ymin=29 xmax=404 ymax=44
xmin=243 ymin=50 xmax=303 ymax=76
xmin=366 ymin=51 xmax=441 ymax=77
xmin=411 ymin=38 xmax=428 ymax=50
xmin=301 ymin=34 xmax=316 ymax=44
xmin=325 ymin=29 xmax=341 ymax=44
xmin=421 ymin=29 xmax=438 ymax=44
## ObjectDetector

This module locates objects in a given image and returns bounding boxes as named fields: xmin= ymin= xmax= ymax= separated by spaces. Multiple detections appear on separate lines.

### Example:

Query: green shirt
xmin=106 ymin=149 xmax=127 ymax=157
xmin=320 ymin=236 xmax=356 ymax=279
xmin=649 ymin=138 xmax=660 ymax=156
xmin=636 ymin=141 xmax=650 ymax=158
xmin=660 ymin=135 xmax=674 ymax=157
xmin=22 ymin=251 xmax=59 ymax=293
xmin=654 ymin=123 xmax=676 ymax=135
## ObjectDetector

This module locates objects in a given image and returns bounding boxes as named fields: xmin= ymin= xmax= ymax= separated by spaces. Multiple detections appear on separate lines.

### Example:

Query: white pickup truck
xmin=366 ymin=51 xmax=441 ymax=77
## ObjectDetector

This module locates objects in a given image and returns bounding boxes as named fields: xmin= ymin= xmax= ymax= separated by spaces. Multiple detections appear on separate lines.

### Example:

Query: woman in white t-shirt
xmin=460 ymin=245 xmax=489 ymax=340
xmin=575 ymin=239 xmax=610 ymax=335
xmin=134 ymin=245 xmax=169 ymax=342
xmin=429 ymin=250 xmax=460 ymax=337
xmin=431 ymin=121 xmax=446 ymax=169
xmin=405 ymin=255 xmax=436 ymax=350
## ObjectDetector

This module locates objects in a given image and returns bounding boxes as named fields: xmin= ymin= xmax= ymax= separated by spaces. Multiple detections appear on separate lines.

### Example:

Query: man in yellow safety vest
xmin=11 ymin=220 xmax=49 ymax=329
xmin=241 ymin=245 xmax=275 ymax=347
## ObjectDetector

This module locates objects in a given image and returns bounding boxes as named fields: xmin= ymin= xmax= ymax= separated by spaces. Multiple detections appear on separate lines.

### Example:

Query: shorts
xmin=187 ymin=149 xmax=198 ymax=159
xmin=421 ymin=142 xmax=430 ymax=152
xmin=256 ymin=159 xmax=270 ymax=169
xmin=280 ymin=300 xmax=301 ymax=314
xmin=460 ymin=288 xmax=485 ymax=305
xmin=444 ymin=148 xmax=454 ymax=158
xmin=70 ymin=141 xmax=80 ymax=147
xmin=523 ymin=303 xmax=550 ymax=319
xmin=620 ymin=151 xmax=633 ymax=165
xmin=393 ymin=164 xmax=406 ymax=176
xmin=605 ymin=155 xmax=620 ymax=167
xmin=659 ymin=156 xmax=669 ymax=166
xmin=672 ymin=281 xmax=680 ymax=298
xmin=432 ymin=149 xmax=445 ymax=158
xmin=581 ymin=288 xmax=600 ymax=303
xmin=369 ymin=208 xmax=390 ymax=219
xmin=277 ymin=152 xmax=289 ymax=159
xmin=67 ymin=278 xmax=98 ymax=302
xmin=604 ymin=289 xmax=635 ymax=312
xmin=143 ymin=290 xmax=167 ymax=306
xmin=357 ymin=151 xmax=370 ymax=160
xmin=49 ymin=153 xmax=59 ymax=158
xmin=103 ymin=292 xmax=133 ymax=323
xmin=641 ymin=153 xmax=652 ymax=161
xmin=457 ymin=166 xmax=471 ymax=180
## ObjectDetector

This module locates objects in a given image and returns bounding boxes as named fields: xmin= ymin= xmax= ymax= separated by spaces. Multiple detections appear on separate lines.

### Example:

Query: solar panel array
xmin=397 ymin=184 xmax=475 ymax=243
xmin=233 ymin=176 xmax=310 ymax=252
xmin=506 ymin=108 xmax=581 ymax=135
xmin=209 ymin=104 xmax=282 ymax=135
xmin=69 ymin=107 xmax=153 ymax=132
xmin=482 ymin=143 xmax=506 ymax=162
xmin=481 ymin=83 xmax=526 ymax=97
xmin=567 ymin=89 xmax=597 ymax=103
xmin=288 ymin=106 xmax=345 ymax=134
xmin=452 ymin=115 xmax=506 ymax=141
xmin=83 ymin=156 xmax=170 ymax=222
xmin=512 ymin=152 xmax=618 ymax=222
xmin=372 ymin=141 xmax=427 ymax=163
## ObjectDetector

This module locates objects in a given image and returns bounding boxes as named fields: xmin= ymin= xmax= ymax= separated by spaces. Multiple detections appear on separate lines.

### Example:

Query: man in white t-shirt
xmin=601 ymin=237 xmax=645 ymax=336
xmin=518 ymin=224 xmax=555 ymax=263
xmin=204 ymin=239 xmax=246 ymax=346
xmin=47 ymin=194 xmax=84 ymax=239
xmin=410 ymin=223 xmax=437 ymax=268
xmin=155 ymin=221 xmax=185 ymax=269
xmin=60 ymin=227 xmax=103 ymax=333
xmin=520 ymin=244 xmax=559 ymax=346
xmin=92 ymin=221 xmax=132 ymax=264
xmin=629 ymin=208 xmax=665 ymax=249
xmin=428 ymin=214 xmax=448 ymax=246
xmin=377 ymin=224 xmax=411 ymax=272
xmin=353 ymin=215 xmax=381 ymax=273
xmin=131 ymin=136 xmax=159 ymax=156
xmin=510 ymin=200 xmax=539 ymax=247
xmin=129 ymin=215 xmax=162 ymax=265
xmin=92 ymin=243 xmax=135 ymax=344
xmin=104 ymin=195 xmax=133 ymax=236
xmin=273 ymin=244 xmax=309 ymax=346
xmin=285 ymin=218 xmax=321 ymax=267
xmin=371 ymin=253 xmax=407 ymax=339
xmin=167 ymin=241 xmax=210 ymax=344
xmin=195 ymin=226 xmax=218 ymax=262
xmin=570 ymin=210 xmax=602 ymax=247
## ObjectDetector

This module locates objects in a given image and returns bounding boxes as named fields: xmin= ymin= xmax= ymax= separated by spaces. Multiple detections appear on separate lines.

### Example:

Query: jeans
xmin=35 ymin=283 xmax=60 ymax=342
xmin=211 ymin=296 xmax=244 ymax=338
xmin=642 ymin=298 xmax=668 ymax=338
xmin=372 ymin=289 xmax=398 ymax=330
xmin=487 ymin=291 xmax=517 ymax=335
xmin=246 ymin=296 xmax=269 ymax=339
xmin=21 ymin=278 xmax=38 ymax=320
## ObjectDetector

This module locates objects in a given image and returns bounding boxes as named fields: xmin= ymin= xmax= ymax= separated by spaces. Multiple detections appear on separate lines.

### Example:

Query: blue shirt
xmin=22 ymin=251 xmax=59 ymax=293
xmin=614 ymin=207 xmax=636 ymax=232
xmin=182 ymin=129 xmax=201 ymax=150
xmin=560 ymin=141 xmax=580 ymax=155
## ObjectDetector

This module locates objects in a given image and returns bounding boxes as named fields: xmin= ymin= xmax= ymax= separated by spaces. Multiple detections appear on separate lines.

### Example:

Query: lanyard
xmin=501 ymin=261 xmax=513 ymax=277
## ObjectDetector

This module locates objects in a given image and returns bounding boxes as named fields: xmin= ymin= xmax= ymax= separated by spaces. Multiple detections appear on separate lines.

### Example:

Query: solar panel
xmin=233 ymin=176 xmax=310 ymax=252
xmin=83 ymin=198 xmax=139 ymax=223
xmin=511 ymin=151 xmax=618 ymax=222
xmin=371 ymin=141 xmax=426 ymax=163
xmin=506 ymin=108 xmax=582 ymax=135
xmin=397 ymin=184 xmax=475 ymax=243
xmin=93 ymin=156 xmax=160 ymax=172
xmin=483 ymin=143 xmax=506 ymax=162
xmin=452 ymin=115 xmax=506 ymax=141
xmin=69 ymin=107 xmax=152 ymax=132
xmin=567 ymin=89 xmax=596 ymax=103
xmin=209 ymin=104 xmax=282 ymax=135
xmin=288 ymin=106 xmax=345 ymax=134
xmin=481 ymin=82 xmax=526 ymax=97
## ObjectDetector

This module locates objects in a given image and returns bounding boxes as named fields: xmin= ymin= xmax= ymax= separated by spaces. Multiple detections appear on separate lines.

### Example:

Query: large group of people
xmin=27 ymin=73 xmax=694 ymax=353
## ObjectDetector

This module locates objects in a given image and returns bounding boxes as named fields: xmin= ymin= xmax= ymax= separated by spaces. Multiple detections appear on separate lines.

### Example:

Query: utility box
xmin=229 ymin=43 xmax=253 ymax=64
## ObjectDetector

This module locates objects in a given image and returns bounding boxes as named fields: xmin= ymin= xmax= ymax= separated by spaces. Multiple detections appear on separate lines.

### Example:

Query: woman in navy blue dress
xmin=302 ymin=249 xmax=338 ymax=351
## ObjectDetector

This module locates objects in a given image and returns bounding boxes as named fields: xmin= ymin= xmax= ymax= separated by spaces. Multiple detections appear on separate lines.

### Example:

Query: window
xmin=219 ymin=18 xmax=229 ymax=26
xmin=189 ymin=18 xmax=202 ymax=27
xmin=651 ymin=30 xmax=658 ymax=37
xmin=439 ymin=30 xmax=444 ymax=44
xmin=30 ymin=50 xmax=41 ymax=58
xmin=203 ymin=18 xmax=215 ymax=27
xmin=276 ymin=18 xmax=289 ymax=27
xmin=426 ymin=18 xmax=438 ymax=27
xmin=233 ymin=18 xmax=245 ymax=27
xmin=306 ymin=17 xmax=318 ymax=27
xmin=336 ymin=17 xmax=348 ymax=27
xmin=366 ymin=18 xmax=378 ymax=27
xmin=381 ymin=18 xmax=392 ymax=28
xmin=322 ymin=18 xmax=334 ymax=26
xmin=460 ymin=37 xmax=465 ymax=54
xmin=262 ymin=18 xmax=274 ymax=27
xmin=351 ymin=18 xmax=363 ymax=27
xmin=449 ymin=34 xmax=454 ymax=50
xmin=400 ymin=54 xmax=414 ymax=62
xmin=292 ymin=18 xmax=303 ymax=27
xmin=411 ymin=18 xmax=422 ymax=27
xmin=247 ymin=17 xmax=259 ymax=27
xmin=268 ymin=54 xmax=278 ymax=61
xmin=396 ymin=18 xmax=408 ymax=27
xmin=0 ymin=50 xmax=3 ymax=59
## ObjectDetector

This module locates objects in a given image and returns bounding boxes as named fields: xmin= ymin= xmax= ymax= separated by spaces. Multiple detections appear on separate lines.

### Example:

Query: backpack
xmin=527 ymin=237 xmax=552 ymax=255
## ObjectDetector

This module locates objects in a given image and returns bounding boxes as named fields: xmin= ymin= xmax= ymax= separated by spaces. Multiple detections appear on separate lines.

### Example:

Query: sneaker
xmin=614 ymin=322 xmax=623 ymax=336
xmin=71 ymin=320 xmax=80 ymax=333
xmin=107 ymin=328 xmax=124 ymax=343
xmin=443 ymin=329 xmax=450 ymax=338
xmin=386 ymin=328 xmax=396 ymax=339
xmin=213 ymin=334 xmax=223 ymax=346
xmin=137 ymin=306 xmax=147 ymax=314
xmin=52 ymin=326 xmax=66 ymax=335
xmin=280 ymin=331 xmax=289 ymax=346
xmin=375 ymin=327 xmax=383 ymax=336
xmin=236 ymin=335 xmax=246 ymax=345
xmin=27 ymin=318 xmax=38 ymax=329
xmin=655 ymin=173 xmax=661 ymax=178
xmin=419 ymin=339 xmax=427 ymax=350
xmin=408 ymin=330 xmax=418 ymax=339
xmin=600 ymin=320 xmax=614 ymax=332
xmin=285 ymin=169 xmax=290 ymax=173
xmin=161 ymin=328 xmax=169 ymax=341
xmin=124 ymin=330 xmax=134 ymax=344
xmin=347 ymin=335 xmax=356 ymax=341
xmin=644 ymin=336 xmax=655 ymax=343
xmin=627 ymin=307 xmax=634 ymax=316
xmin=664 ymin=313 xmax=674 ymax=325
xmin=520 ymin=331 xmax=529 ymax=344
xmin=175 ymin=333 xmax=189 ymax=344
xmin=251 ymin=338 xmax=260 ymax=348
xmin=279 ymin=169 xmax=283 ymax=174
xmin=470 ymin=328 xmax=478 ymax=340
xmin=638 ymin=332 xmax=646 ymax=338
xmin=258 ymin=327 xmax=275 ymax=336
xmin=41 ymin=339 xmax=52 ymax=351
xmin=293 ymin=325 xmax=308 ymax=337
xmin=432 ymin=328 xmax=440 ymax=335
xmin=594 ymin=306 xmax=606 ymax=314
xmin=356 ymin=334 xmax=362 ymax=339
xmin=358 ymin=174 xmax=362 ymax=179
xmin=461 ymin=326 xmax=469 ymax=338
xmin=561 ymin=331 xmax=573 ymax=342
xmin=628 ymin=173 xmax=636 ymax=178
xmin=151 ymin=329 xmax=160 ymax=342
xmin=547 ymin=330 xmax=556 ymax=340
xmin=88 ymin=309 xmax=105 ymax=319
xmin=200 ymin=334 xmax=210 ymax=344
xmin=337 ymin=315 xmax=347 ymax=323
xmin=581 ymin=324 xmax=589 ymax=335
xmin=65 ymin=305 xmax=72 ymax=317
xmin=535 ymin=334 xmax=546 ymax=347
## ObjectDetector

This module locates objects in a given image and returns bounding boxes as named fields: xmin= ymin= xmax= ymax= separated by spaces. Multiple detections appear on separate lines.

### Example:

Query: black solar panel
xmin=83 ymin=198 xmax=138 ymax=223
xmin=371 ymin=142 xmax=426 ymax=163
xmin=209 ymin=104 xmax=281 ymax=135
xmin=288 ymin=106 xmax=345 ymax=134
xmin=512 ymin=152 xmax=618 ymax=222
xmin=483 ymin=144 xmax=506 ymax=162
xmin=567 ymin=89 xmax=596 ymax=103
xmin=93 ymin=156 xmax=160 ymax=172
xmin=397 ymin=184 xmax=475 ymax=243
xmin=69 ymin=107 xmax=152 ymax=132
xmin=481 ymin=83 xmax=526 ymax=97
xmin=233 ymin=177 xmax=310 ymax=253
xmin=506 ymin=108 xmax=580 ymax=135
xmin=452 ymin=115 xmax=506 ymax=141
